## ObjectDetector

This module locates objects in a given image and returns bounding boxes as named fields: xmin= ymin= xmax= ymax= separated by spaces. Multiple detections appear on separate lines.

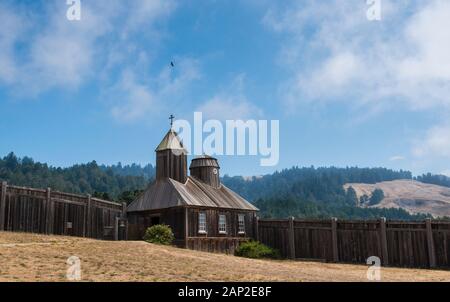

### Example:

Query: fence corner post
xmin=426 ymin=218 xmax=436 ymax=268
xmin=0 ymin=181 xmax=7 ymax=231
xmin=331 ymin=217 xmax=339 ymax=262
xmin=379 ymin=217 xmax=389 ymax=266
xmin=288 ymin=216 xmax=296 ymax=260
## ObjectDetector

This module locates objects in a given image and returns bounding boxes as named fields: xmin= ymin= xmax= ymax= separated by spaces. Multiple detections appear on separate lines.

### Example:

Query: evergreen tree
xmin=369 ymin=189 xmax=385 ymax=206
xmin=346 ymin=186 xmax=358 ymax=206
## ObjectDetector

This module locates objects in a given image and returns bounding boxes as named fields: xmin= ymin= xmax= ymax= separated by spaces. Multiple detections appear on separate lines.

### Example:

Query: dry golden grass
xmin=1 ymin=231 xmax=449 ymax=282
xmin=344 ymin=180 xmax=450 ymax=217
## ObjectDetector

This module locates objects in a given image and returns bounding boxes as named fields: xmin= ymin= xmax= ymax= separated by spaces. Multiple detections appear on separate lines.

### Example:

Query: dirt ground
xmin=0 ymin=231 xmax=449 ymax=282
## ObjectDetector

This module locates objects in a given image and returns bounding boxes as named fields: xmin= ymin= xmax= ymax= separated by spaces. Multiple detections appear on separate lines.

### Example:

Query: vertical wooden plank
xmin=288 ymin=217 xmax=295 ymax=259
xmin=63 ymin=203 xmax=68 ymax=235
xmin=426 ymin=218 xmax=436 ymax=268
xmin=45 ymin=188 xmax=51 ymax=234
xmin=86 ymin=194 xmax=92 ymax=238
xmin=114 ymin=216 xmax=119 ymax=241
xmin=185 ymin=207 xmax=189 ymax=248
xmin=122 ymin=202 xmax=127 ymax=218
xmin=82 ymin=198 xmax=87 ymax=237
xmin=331 ymin=217 xmax=339 ymax=262
xmin=380 ymin=217 xmax=389 ymax=266
xmin=255 ymin=216 xmax=259 ymax=241
xmin=288 ymin=216 xmax=296 ymax=259
xmin=122 ymin=202 xmax=128 ymax=240
xmin=0 ymin=181 xmax=7 ymax=230
xmin=49 ymin=194 xmax=55 ymax=235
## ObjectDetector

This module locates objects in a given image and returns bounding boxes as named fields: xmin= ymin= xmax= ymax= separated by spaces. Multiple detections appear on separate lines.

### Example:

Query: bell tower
xmin=189 ymin=155 xmax=220 ymax=188
xmin=155 ymin=116 xmax=187 ymax=183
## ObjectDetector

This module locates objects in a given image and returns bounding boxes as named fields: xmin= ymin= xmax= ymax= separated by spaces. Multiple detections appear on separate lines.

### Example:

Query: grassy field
xmin=0 ymin=231 xmax=449 ymax=282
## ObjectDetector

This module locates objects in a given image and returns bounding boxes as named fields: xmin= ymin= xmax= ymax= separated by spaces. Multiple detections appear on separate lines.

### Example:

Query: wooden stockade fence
xmin=256 ymin=217 xmax=450 ymax=269
xmin=2 ymin=179 xmax=450 ymax=269
xmin=0 ymin=182 xmax=127 ymax=240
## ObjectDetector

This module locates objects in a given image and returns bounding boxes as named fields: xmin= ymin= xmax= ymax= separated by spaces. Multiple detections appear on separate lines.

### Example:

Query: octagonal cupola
xmin=189 ymin=155 xmax=220 ymax=188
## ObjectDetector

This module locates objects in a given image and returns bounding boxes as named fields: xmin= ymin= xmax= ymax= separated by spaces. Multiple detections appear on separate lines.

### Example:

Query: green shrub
xmin=143 ymin=224 xmax=174 ymax=245
xmin=235 ymin=241 xmax=280 ymax=259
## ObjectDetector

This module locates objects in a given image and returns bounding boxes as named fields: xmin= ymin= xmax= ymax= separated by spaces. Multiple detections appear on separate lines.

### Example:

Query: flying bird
xmin=170 ymin=61 xmax=175 ymax=67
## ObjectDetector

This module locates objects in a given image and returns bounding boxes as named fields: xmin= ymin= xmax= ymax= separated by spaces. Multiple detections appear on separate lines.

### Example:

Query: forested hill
xmin=221 ymin=167 xmax=432 ymax=220
xmin=1 ymin=152 xmax=446 ymax=220
xmin=221 ymin=167 xmax=413 ymax=202
xmin=415 ymin=173 xmax=450 ymax=188
xmin=0 ymin=153 xmax=152 ymax=201
xmin=99 ymin=162 xmax=155 ymax=179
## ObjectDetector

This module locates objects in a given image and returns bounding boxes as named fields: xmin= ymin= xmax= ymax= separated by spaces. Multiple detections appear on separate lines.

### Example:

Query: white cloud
xmin=197 ymin=95 xmax=263 ymax=121
xmin=0 ymin=0 xmax=202 ymax=124
xmin=110 ymin=58 xmax=200 ymax=122
xmin=196 ymin=74 xmax=263 ymax=120
xmin=290 ymin=52 xmax=363 ymax=103
xmin=0 ymin=3 xmax=25 ymax=84
xmin=266 ymin=0 xmax=450 ymax=111
xmin=265 ymin=0 xmax=450 ymax=167
xmin=124 ymin=0 xmax=176 ymax=34
xmin=0 ymin=0 xmax=177 ymax=96
xmin=110 ymin=70 xmax=157 ymax=122
xmin=412 ymin=124 xmax=450 ymax=158
xmin=441 ymin=170 xmax=450 ymax=177
xmin=389 ymin=155 xmax=406 ymax=161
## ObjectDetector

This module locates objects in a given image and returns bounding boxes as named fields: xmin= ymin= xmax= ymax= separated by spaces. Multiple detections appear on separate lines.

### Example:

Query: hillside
xmin=1 ymin=152 xmax=446 ymax=220
xmin=344 ymin=180 xmax=450 ymax=217
xmin=0 ymin=152 xmax=150 ymax=200
xmin=224 ymin=167 xmax=429 ymax=220
xmin=1 ymin=232 xmax=449 ymax=282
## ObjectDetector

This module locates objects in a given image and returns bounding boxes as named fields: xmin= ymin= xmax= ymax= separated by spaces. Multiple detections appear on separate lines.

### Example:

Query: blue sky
xmin=1 ymin=0 xmax=450 ymax=177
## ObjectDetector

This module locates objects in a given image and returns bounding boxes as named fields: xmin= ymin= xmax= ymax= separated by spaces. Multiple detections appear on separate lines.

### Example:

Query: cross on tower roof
xmin=169 ymin=114 xmax=175 ymax=128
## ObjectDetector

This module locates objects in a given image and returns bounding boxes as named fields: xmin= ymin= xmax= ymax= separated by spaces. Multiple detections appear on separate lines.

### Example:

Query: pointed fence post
xmin=379 ymin=217 xmax=389 ymax=266
xmin=288 ymin=216 xmax=296 ymax=260
xmin=114 ymin=217 xmax=120 ymax=241
xmin=0 ymin=181 xmax=7 ymax=230
xmin=45 ymin=188 xmax=53 ymax=234
xmin=82 ymin=197 xmax=87 ymax=238
xmin=426 ymin=218 xmax=436 ymax=268
xmin=86 ymin=194 xmax=92 ymax=238
xmin=255 ymin=216 xmax=259 ymax=242
xmin=331 ymin=217 xmax=339 ymax=262
xmin=120 ymin=202 xmax=128 ymax=241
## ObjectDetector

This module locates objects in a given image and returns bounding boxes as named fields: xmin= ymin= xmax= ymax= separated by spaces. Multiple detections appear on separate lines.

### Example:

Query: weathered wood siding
xmin=186 ymin=208 xmax=255 ymax=254
xmin=0 ymin=182 xmax=126 ymax=240
xmin=190 ymin=167 xmax=220 ymax=189
xmin=127 ymin=206 xmax=257 ymax=253
xmin=156 ymin=150 xmax=187 ymax=183
xmin=293 ymin=219 xmax=333 ymax=261
xmin=127 ymin=207 xmax=186 ymax=246
xmin=258 ymin=219 xmax=291 ymax=258
xmin=186 ymin=208 xmax=255 ymax=238
xmin=186 ymin=237 xmax=248 ymax=254
xmin=258 ymin=217 xmax=450 ymax=268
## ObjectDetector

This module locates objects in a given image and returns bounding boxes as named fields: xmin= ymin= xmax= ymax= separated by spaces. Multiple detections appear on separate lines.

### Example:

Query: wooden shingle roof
xmin=189 ymin=155 xmax=220 ymax=169
xmin=155 ymin=129 xmax=187 ymax=152
xmin=127 ymin=176 xmax=258 ymax=212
